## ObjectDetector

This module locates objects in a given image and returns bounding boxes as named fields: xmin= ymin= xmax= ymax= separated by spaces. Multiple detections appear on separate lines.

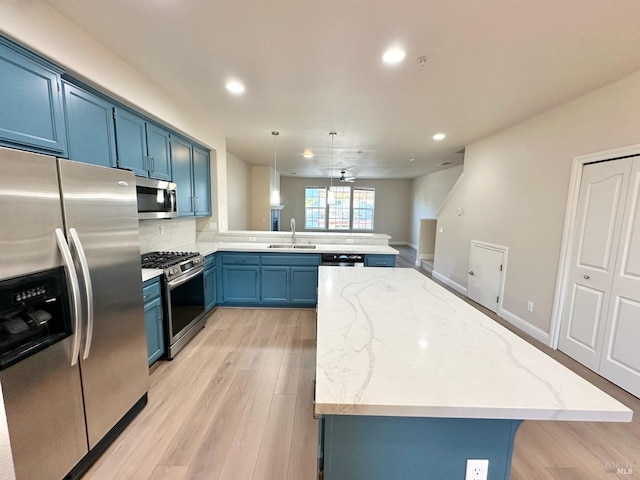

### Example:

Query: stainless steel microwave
xmin=136 ymin=177 xmax=177 ymax=220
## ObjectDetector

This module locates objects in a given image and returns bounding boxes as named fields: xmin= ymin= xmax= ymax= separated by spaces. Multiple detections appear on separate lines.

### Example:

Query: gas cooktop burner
xmin=140 ymin=251 xmax=200 ymax=269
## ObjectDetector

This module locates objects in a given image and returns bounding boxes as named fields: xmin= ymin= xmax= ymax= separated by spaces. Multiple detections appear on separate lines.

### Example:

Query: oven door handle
xmin=167 ymin=266 xmax=204 ymax=289
xmin=55 ymin=229 xmax=82 ymax=366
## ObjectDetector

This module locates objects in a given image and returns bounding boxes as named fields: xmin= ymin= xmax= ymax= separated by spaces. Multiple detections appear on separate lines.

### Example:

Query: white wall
xmin=251 ymin=166 xmax=272 ymax=230
xmin=0 ymin=0 xmax=228 ymax=234
xmin=435 ymin=69 xmax=640 ymax=340
xmin=280 ymin=176 xmax=412 ymax=244
xmin=226 ymin=152 xmax=251 ymax=230
xmin=411 ymin=165 xmax=463 ymax=247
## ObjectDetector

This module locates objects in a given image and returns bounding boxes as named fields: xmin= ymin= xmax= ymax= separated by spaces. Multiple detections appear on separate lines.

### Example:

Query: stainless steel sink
xmin=268 ymin=244 xmax=316 ymax=249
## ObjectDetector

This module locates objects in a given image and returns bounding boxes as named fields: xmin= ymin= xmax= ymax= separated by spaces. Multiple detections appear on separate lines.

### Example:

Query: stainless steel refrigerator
xmin=0 ymin=147 xmax=149 ymax=480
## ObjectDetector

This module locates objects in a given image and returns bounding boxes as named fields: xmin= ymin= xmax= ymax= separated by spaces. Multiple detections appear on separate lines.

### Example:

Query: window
xmin=304 ymin=186 xmax=375 ymax=231
xmin=304 ymin=187 xmax=326 ymax=229
xmin=328 ymin=186 xmax=350 ymax=230
xmin=352 ymin=188 xmax=375 ymax=230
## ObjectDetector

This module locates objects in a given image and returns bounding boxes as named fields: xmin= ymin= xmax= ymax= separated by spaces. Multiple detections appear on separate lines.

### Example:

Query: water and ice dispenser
xmin=0 ymin=267 xmax=72 ymax=370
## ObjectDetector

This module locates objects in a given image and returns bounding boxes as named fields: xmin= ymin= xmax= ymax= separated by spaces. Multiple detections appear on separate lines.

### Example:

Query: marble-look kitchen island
xmin=314 ymin=267 xmax=632 ymax=480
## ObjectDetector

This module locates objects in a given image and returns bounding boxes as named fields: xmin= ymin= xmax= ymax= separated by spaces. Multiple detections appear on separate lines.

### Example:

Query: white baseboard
xmin=389 ymin=241 xmax=410 ymax=246
xmin=408 ymin=242 xmax=418 ymax=249
xmin=431 ymin=272 xmax=552 ymax=346
xmin=498 ymin=308 xmax=552 ymax=346
xmin=419 ymin=253 xmax=434 ymax=260
xmin=432 ymin=271 xmax=467 ymax=295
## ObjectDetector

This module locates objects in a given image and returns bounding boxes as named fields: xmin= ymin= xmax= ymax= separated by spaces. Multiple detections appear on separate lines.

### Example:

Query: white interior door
xmin=467 ymin=243 xmax=504 ymax=313
xmin=558 ymin=159 xmax=631 ymax=371
xmin=599 ymin=157 xmax=640 ymax=397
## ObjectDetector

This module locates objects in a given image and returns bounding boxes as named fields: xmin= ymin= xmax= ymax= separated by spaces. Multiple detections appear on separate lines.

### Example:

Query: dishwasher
xmin=321 ymin=253 xmax=365 ymax=267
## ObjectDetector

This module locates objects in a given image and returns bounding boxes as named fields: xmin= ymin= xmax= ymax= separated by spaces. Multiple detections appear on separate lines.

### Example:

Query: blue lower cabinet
xmin=222 ymin=265 xmax=260 ymax=304
xmin=261 ymin=267 xmax=290 ymax=303
xmin=260 ymin=254 xmax=320 ymax=306
xmin=290 ymin=267 xmax=318 ymax=305
xmin=219 ymin=252 xmax=320 ymax=306
xmin=364 ymin=254 xmax=397 ymax=267
xmin=143 ymin=278 xmax=164 ymax=366
xmin=319 ymin=415 xmax=522 ymax=480
xmin=204 ymin=264 xmax=217 ymax=311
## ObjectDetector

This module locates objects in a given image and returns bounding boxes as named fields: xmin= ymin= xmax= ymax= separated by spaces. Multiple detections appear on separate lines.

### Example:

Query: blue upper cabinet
xmin=145 ymin=123 xmax=171 ymax=181
xmin=114 ymin=108 xmax=147 ymax=177
xmin=171 ymin=135 xmax=211 ymax=217
xmin=170 ymin=135 xmax=195 ymax=216
xmin=0 ymin=40 xmax=66 ymax=155
xmin=193 ymin=146 xmax=211 ymax=216
xmin=63 ymin=82 xmax=117 ymax=168
xmin=114 ymin=107 xmax=172 ymax=180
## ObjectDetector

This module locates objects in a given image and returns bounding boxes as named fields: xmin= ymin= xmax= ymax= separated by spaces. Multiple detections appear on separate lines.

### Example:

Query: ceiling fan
xmin=339 ymin=170 xmax=356 ymax=183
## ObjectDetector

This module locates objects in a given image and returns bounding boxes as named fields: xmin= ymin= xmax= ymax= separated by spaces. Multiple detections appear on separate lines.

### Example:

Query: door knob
xmin=468 ymin=271 xmax=474 ymax=276
xmin=583 ymin=275 xmax=590 ymax=280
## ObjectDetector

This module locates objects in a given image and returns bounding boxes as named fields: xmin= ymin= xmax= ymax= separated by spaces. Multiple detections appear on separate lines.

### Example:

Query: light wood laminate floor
xmin=84 ymin=306 xmax=639 ymax=480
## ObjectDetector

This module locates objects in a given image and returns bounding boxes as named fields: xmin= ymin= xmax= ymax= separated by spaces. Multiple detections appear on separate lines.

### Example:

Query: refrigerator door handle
xmin=55 ymin=228 xmax=82 ymax=366
xmin=69 ymin=228 xmax=94 ymax=360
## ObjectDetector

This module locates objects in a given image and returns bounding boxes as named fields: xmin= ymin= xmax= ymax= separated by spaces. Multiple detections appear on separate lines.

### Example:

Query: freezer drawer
xmin=1 ymin=339 xmax=87 ymax=480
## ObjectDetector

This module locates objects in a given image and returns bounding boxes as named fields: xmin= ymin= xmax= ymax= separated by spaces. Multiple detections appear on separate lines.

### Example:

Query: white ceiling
xmin=43 ymin=0 xmax=640 ymax=179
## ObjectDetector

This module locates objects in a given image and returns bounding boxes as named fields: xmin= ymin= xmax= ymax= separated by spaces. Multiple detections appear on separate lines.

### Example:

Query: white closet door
xmin=599 ymin=157 xmax=640 ymax=397
xmin=467 ymin=243 xmax=504 ymax=313
xmin=558 ymin=159 xmax=632 ymax=371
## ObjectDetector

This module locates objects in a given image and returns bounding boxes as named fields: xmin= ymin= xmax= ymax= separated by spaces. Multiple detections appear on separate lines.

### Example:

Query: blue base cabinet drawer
xmin=364 ymin=254 xmax=397 ymax=267
xmin=142 ymin=277 xmax=164 ymax=366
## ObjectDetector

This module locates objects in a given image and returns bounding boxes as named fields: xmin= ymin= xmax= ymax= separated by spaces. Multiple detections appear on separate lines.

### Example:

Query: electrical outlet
xmin=159 ymin=225 xmax=165 ymax=235
xmin=208 ymin=221 xmax=217 ymax=230
xmin=527 ymin=301 xmax=534 ymax=312
xmin=248 ymin=236 xmax=257 ymax=242
xmin=346 ymin=238 xmax=354 ymax=244
xmin=465 ymin=459 xmax=488 ymax=480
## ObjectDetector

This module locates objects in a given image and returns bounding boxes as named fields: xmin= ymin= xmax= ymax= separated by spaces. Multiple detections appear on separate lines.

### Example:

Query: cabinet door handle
xmin=150 ymin=157 xmax=155 ymax=172
xmin=583 ymin=275 xmax=590 ymax=280
xmin=143 ymin=294 xmax=150 ymax=300
xmin=195 ymin=196 xmax=199 ymax=213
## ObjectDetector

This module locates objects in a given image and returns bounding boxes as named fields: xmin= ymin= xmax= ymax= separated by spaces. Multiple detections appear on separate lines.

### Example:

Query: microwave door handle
xmin=55 ymin=229 xmax=82 ymax=366
xmin=69 ymin=228 xmax=94 ymax=360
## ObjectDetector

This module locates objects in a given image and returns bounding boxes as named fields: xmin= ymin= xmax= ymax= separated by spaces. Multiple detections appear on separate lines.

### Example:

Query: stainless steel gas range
xmin=141 ymin=251 xmax=206 ymax=359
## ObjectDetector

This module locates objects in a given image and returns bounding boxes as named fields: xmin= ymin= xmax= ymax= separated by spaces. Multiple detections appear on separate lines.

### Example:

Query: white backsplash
xmin=212 ymin=231 xmax=391 ymax=245
xmin=139 ymin=218 xmax=197 ymax=253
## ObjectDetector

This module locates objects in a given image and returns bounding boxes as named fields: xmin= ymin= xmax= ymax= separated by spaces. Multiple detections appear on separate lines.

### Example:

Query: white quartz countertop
xmin=174 ymin=242 xmax=398 ymax=257
xmin=314 ymin=267 xmax=633 ymax=422
xmin=141 ymin=269 xmax=162 ymax=282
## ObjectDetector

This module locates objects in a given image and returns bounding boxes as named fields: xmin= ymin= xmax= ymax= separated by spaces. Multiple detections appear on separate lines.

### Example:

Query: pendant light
xmin=327 ymin=132 xmax=337 ymax=206
xmin=270 ymin=131 xmax=280 ymax=206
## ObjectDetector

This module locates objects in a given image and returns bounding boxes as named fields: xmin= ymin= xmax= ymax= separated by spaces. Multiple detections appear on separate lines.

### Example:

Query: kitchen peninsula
xmin=314 ymin=267 xmax=632 ymax=480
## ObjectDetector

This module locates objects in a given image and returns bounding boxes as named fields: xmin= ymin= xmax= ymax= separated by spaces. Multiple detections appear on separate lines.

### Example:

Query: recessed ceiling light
xmin=432 ymin=133 xmax=446 ymax=141
xmin=225 ymin=81 xmax=245 ymax=95
xmin=409 ymin=158 xmax=415 ymax=162
xmin=382 ymin=48 xmax=406 ymax=65
xmin=303 ymin=151 xmax=314 ymax=159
